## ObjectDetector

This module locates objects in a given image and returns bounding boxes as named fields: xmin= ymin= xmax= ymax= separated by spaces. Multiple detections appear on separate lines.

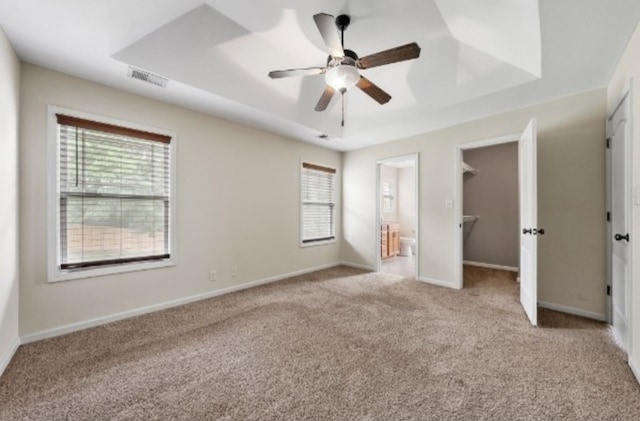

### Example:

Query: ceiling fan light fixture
xmin=325 ymin=64 xmax=360 ymax=92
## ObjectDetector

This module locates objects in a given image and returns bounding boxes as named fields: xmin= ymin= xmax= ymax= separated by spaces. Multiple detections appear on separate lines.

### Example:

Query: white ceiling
xmin=1 ymin=0 xmax=639 ymax=151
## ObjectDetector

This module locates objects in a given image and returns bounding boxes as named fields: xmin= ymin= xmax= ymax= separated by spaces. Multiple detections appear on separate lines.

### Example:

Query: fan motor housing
xmin=326 ymin=49 xmax=358 ymax=65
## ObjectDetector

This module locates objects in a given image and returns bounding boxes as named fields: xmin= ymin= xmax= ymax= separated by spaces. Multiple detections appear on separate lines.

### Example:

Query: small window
xmin=49 ymin=108 xmax=175 ymax=281
xmin=382 ymin=181 xmax=395 ymax=213
xmin=301 ymin=162 xmax=336 ymax=245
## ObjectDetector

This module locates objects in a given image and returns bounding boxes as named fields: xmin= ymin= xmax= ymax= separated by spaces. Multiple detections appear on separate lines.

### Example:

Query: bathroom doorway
xmin=376 ymin=154 xmax=419 ymax=279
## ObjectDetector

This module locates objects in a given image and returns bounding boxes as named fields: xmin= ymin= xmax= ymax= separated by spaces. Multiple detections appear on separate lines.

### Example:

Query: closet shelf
xmin=463 ymin=215 xmax=480 ymax=223
xmin=462 ymin=162 xmax=478 ymax=175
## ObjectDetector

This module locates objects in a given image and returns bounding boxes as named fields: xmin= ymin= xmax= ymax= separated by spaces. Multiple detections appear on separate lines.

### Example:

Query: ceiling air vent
xmin=127 ymin=67 xmax=169 ymax=88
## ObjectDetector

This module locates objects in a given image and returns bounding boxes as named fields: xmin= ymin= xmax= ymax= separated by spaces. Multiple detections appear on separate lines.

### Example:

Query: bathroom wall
xmin=398 ymin=166 xmax=416 ymax=238
xmin=462 ymin=142 xmax=519 ymax=268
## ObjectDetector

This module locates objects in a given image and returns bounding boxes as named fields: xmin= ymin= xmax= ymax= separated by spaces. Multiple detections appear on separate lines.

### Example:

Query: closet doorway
xmin=376 ymin=154 xmax=419 ymax=279
xmin=461 ymin=141 xmax=519 ymax=274
xmin=455 ymin=120 xmax=540 ymax=326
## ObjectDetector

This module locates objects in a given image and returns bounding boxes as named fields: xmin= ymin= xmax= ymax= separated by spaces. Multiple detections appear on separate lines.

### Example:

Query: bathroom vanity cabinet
xmin=381 ymin=223 xmax=400 ymax=259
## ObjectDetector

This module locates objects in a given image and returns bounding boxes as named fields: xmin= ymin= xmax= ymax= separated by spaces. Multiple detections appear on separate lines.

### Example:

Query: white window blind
xmin=56 ymin=114 xmax=172 ymax=269
xmin=301 ymin=162 xmax=336 ymax=244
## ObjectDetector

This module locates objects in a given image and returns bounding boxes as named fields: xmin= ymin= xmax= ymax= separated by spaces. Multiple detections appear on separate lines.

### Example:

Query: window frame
xmin=299 ymin=160 xmax=337 ymax=248
xmin=47 ymin=106 xmax=177 ymax=282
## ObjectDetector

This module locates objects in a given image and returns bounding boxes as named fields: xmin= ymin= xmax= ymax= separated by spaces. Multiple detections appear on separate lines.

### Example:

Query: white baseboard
xmin=463 ymin=261 xmax=519 ymax=272
xmin=538 ymin=301 xmax=606 ymax=322
xmin=417 ymin=276 xmax=460 ymax=290
xmin=340 ymin=261 xmax=376 ymax=271
xmin=0 ymin=337 xmax=20 ymax=378
xmin=20 ymin=262 xmax=341 ymax=344
xmin=630 ymin=356 xmax=640 ymax=385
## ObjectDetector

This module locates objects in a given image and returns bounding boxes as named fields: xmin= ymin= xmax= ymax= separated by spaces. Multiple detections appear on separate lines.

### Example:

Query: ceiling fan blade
xmin=315 ymin=85 xmax=336 ymax=111
xmin=313 ymin=13 xmax=345 ymax=58
xmin=356 ymin=76 xmax=391 ymax=105
xmin=357 ymin=42 xmax=421 ymax=70
xmin=268 ymin=67 xmax=326 ymax=79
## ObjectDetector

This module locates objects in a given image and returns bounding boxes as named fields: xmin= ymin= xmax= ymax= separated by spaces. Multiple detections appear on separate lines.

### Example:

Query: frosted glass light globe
xmin=325 ymin=64 xmax=360 ymax=91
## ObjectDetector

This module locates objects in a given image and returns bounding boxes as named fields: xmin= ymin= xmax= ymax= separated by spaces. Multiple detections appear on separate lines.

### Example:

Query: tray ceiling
xmin=1 ymin=0 xmax=639 ymax=151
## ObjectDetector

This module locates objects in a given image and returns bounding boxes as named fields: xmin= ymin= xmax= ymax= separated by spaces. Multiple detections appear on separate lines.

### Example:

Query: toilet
xmin=399 ymin=237 xmax=415 ymax=256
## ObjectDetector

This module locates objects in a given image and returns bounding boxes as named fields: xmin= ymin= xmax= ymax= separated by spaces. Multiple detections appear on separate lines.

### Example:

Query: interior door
xmin=610 ymin=95 xmax=631 ymax=351
xmin=519 ymin=119 xmax=538 ymax=326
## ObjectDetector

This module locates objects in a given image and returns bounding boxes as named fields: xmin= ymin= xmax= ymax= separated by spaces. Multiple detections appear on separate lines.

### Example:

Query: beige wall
xmin=0 ymin=26 xmax=20 ymax=373
xmin=608 ymin=20 xmax=640 ymax=380
xmin=342 ymin=89 xmax=607 ymax=317
xmin=463 ymin=142 xmax=519 ymax=268
xmin=19 ymin=64 xmax=342 ymax=337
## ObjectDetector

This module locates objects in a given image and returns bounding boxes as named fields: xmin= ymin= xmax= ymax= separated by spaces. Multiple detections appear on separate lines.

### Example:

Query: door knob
xmin=534 ymin=228 xmax=545 ymax=235
xmin=615 ymin=233 xmax=629 ymax=242
xmin=522 ymin=228 xmax=532 ymax=235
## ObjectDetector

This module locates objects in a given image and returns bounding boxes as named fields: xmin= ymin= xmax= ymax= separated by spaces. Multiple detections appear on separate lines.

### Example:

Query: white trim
xmin=21 ymin=262 xmax=341 ymax=344
xmin=630 ymin=356 xmax=640 ymax=385
xmin=340 ymin=261 xmax=376 ymax=271
xmin=463 ymin=261 xmax=519 ymax=272
xmin=605 ymin=116 xmax=613 ymax=324
xmin=627 ymin=78 xmax=635 ymax=359
xmin=608 ymin=90 xmax=631 ymax=121
xmin=538 ymin=301 xmax=606 ymax=322
xmin=46 ymin=105 xmax=178 ymax=283
xmin=417 ymin=276 xmax=460 ymax=290
xmin=0 ymin=337 xmax=20 ymax=378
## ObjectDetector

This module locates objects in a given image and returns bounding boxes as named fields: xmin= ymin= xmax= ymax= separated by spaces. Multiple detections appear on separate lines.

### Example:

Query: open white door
xmin=519 ymin=119 xmax=538 ymax=326
xmin=610 ymin=94 xmax=631 ymax=350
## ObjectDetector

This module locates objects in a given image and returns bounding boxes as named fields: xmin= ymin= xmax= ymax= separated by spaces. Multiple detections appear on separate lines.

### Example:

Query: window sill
xmin=48 ymin=258 xmax=176 ymax=283
xmin=300 ymin=239 xmax=337 ymax=248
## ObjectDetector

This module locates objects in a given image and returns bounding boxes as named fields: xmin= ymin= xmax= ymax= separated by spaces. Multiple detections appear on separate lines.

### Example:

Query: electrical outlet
xmin=445 ymin=200 xmax=453 ymax=209
xmin=209 ymin=270 xmax=217 ymax=282
xmin=231 ymin=266 xmax=238 ymax=277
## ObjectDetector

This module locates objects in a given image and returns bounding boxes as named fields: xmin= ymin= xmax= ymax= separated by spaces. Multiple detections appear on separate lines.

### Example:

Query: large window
xmin=301 ymin=162 xmax=336 ymax=245
xmin=49 ymin=109 xmax=175 ymax=281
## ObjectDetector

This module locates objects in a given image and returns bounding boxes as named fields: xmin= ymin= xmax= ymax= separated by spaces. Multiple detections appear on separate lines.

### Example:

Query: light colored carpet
xmin=1 ymin=265 xmax=639 ymax=420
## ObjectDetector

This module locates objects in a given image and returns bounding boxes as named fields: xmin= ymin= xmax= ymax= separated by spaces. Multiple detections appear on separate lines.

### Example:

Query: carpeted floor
xmin=1 ymin=265 xmax=639 ymax=420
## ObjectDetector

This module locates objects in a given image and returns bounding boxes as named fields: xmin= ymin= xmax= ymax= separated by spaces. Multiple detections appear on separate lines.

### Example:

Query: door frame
xmin=606 ymin=79 xmax=634 ymax=354
xmin=375 ymin=153 xmax=420 ymax=278
xmin=454 ymin=133 xmax=520 ymax=289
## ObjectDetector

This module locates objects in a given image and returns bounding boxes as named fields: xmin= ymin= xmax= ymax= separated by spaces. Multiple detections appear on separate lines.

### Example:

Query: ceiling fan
xmin=268 ymin=13 xmax=421 ymax=126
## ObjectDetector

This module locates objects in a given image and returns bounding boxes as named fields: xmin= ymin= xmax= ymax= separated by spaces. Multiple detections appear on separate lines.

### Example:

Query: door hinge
xmin=607 ymin=211 xmax=611 ymax=222
xmin=606 ymin=138 xmax=611 ymax=149
xmin=607 ymin=285 xmax=611 ymax=296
